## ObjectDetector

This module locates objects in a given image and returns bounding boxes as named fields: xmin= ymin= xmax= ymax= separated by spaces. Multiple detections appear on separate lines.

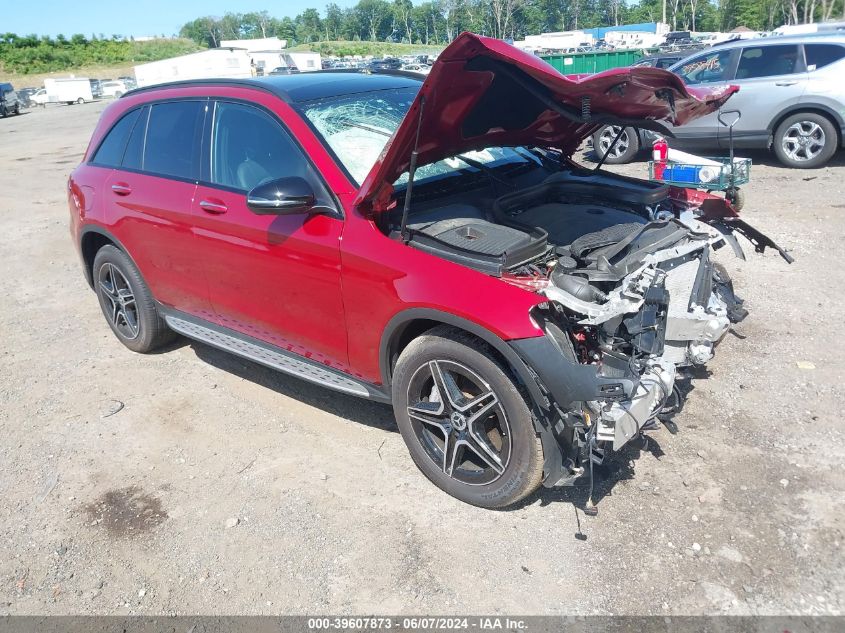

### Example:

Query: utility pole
xmin=662 ymin=0 xmax=667 ymax=25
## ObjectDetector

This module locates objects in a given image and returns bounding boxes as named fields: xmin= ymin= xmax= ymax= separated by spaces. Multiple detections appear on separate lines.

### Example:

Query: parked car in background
xmin=30 ymin=89 xmax=48 ymax=107
xmin=69 ymin=34 xmax=788 ymax=509
xmin=402 ymin=63 xmax=431 ymax=75
xmin=369 ymin=57 xmax=403 ymax=71
xmin=632 ymin=52 xmax=690 ymax=69
xmin=593 ymin=34 xmax=845 ymax=168
xmin=0 ymin=83 xmax=22 ymax=116
xmin=269 ymin=66 xmax=299 ymax=75
xmin=100 ymin=80 xmax=127 ymax=98
xmin=117 ymin=76 xmax=137 ymax=90
xmin=89 ymin=79 xmax=103 ymax=99
xmin=16 ymin=87 xmax=39 ymax=108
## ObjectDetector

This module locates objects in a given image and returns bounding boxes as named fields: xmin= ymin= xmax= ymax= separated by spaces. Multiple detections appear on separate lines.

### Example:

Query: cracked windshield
xmin=300 ymin=87 xmax=533 ymax=185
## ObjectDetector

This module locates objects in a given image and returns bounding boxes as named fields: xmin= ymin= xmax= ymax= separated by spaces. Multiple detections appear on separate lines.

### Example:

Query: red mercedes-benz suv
xmin=69 ymin=33 xmax=790 ymax=509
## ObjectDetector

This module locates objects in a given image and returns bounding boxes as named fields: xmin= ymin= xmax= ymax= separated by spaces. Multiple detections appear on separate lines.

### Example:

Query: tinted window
xmin=805 ymin=43 xmax=845 ymax=70
xmin=676 ymin=49 xmax=733 ymax=85
xmin=91 ymin=109 xmax=141 ymax=167
xmin=211 ymin=101 xmax=314 ymax=191
xmin=735 ymin=45 xmax=800 ymax=79
xmin=143 ymin=101 xmax=204 ymax=179
xmin=122 ymin=106 xmax=148 ymax=171
xmin=656 ymin=57 xmax=681 ymax=68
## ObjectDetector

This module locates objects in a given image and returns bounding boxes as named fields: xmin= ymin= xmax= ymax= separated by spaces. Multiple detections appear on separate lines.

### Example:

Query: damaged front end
xmin=510 ymin=205 xmax=776 ymax=502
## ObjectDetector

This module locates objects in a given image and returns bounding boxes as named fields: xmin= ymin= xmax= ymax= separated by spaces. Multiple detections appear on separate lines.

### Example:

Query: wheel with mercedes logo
xmin=391 ymin=326 xmax=544 ymax=508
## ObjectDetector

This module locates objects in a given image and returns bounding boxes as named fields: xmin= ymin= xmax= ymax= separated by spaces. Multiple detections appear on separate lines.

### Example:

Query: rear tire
xmin=773 ymin=112 xmax=838 ymax=168
xmin=76 ymin=97 xmax=85 ymax=105
xmin=92 ymin=245 xmax=175 ymax=353
xmin=592 ymin=125 xmax=640 ymax=164
xmin=391 ymin=326 xmax=544 ymax=509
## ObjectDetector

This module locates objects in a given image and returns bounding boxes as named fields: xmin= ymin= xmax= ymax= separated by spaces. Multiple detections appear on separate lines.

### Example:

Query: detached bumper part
xmin=594 ymin=361 xmax=676 ymax=450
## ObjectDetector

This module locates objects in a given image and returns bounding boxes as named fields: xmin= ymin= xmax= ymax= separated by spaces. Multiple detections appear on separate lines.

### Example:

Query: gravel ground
xmin=0 ymin=101 xmax=843 ymax=616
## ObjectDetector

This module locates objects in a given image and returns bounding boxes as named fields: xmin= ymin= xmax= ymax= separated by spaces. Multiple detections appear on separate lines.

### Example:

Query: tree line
xmin=180 ymin=0 xmax=844 ymax=48
xmin=2 ymin=0 xmax=842 ymax=76
xmin=0 ymin=34 xmax=199 ymax=74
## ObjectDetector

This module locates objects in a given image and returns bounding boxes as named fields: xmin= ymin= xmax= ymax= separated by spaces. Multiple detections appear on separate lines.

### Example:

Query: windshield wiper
xmin=336 ymin=118 xmax=393 ymax=137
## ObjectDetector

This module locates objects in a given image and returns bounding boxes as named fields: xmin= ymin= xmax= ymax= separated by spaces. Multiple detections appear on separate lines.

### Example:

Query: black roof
xmin=123 ymin=70 xmax=423 ymax=103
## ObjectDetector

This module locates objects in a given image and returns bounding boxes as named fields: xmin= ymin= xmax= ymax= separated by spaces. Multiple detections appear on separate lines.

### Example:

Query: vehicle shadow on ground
xmin=527 ymin=435 xmax=666 ymax=510
xmin=169 ymin=337 xmax=708 ymax=516
xmin=186 ymin=339 xmax=399 ymax=433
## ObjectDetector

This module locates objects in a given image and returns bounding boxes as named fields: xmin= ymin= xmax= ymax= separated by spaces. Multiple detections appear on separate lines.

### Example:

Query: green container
xmin=541 ymin=49 xmax=649 ymax=75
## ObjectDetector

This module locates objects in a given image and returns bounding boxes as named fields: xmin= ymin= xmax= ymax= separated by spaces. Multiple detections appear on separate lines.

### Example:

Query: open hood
xmin=355 ymin=32 xmax=738 ymax=213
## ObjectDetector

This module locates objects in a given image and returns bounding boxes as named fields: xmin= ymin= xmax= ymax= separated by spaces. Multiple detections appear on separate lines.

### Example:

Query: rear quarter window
xmin=805 ymin=43 xmax=845 ymax=70
xmin=90 ymin=109 xmax=142 ymax=167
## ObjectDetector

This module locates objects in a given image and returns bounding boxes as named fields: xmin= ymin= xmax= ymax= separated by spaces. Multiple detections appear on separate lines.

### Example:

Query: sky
xmin=3 ymin=0 xmax=356 ymax=38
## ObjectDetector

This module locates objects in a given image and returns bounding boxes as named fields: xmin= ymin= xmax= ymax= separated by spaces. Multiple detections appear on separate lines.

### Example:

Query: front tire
xmin=773 ymin=113 xmax=838 ymax=168
xmin=592 ymin=125 xmax=640 ymax=164
xmin=92 ymin=245 xmax=174 ymax=353
xmin=391 ymin=326 xmax=544 ymax=509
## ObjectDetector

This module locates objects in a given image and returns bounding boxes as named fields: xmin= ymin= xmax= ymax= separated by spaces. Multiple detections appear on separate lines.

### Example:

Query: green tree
xmin=324 ymin=3 xmax=345 ymax=40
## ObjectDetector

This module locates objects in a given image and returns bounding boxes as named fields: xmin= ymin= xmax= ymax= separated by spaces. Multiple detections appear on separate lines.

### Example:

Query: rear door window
xmin=91 ymin=109 xmax=141 ymax=167
xmin=804 ymin=43 xmax=845 ymax=70
xmin=142 ymin=100 xmax=205 ymax=180
xmin=735 ymin=44 xmax=801 ymax=79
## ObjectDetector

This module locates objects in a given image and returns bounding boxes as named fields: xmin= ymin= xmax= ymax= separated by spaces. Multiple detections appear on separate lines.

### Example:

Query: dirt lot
xmin=1 ymin=101 xmax=843 ymax=616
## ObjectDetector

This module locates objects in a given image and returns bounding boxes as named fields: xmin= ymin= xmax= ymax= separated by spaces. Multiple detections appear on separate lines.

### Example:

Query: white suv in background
xmin=100 ymin=80 xmax=127 ymax=98
xmin=593 ymin=34 xmax=845 ymax=168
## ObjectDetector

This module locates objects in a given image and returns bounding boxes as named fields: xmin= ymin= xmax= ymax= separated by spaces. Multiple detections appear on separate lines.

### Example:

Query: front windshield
xmin=299 ymin=87 xmax=537 ymax=187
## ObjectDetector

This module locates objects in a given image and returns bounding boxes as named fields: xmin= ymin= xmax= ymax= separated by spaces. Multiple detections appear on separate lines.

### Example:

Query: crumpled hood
xmin=355 ymin=32 xmax=738 ymax=213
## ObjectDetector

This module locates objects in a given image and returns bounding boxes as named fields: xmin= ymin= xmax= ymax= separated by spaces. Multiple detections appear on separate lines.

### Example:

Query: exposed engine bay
xmin=386 ymin=161 xmax=779 ymax=488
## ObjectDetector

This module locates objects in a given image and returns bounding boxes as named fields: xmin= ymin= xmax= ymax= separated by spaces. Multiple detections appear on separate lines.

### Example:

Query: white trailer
xmin=43 ymin=78 xmax=93 ymax=105
xmin=133 ymin=49 xmax=253 ymax=88
xmin=517 ymin=31 xmax=594 ymax=53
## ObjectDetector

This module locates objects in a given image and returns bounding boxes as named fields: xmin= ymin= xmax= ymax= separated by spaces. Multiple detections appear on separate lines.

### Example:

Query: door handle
xmin=111 ymin=183 xmax=132 ymax=196
xmin=199 ymin=199 xmax=228 ymax=214
xmin=775 ymin=81 xmax=798 ymax=86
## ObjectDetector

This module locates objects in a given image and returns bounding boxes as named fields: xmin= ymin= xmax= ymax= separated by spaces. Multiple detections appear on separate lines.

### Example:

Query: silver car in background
xmin=594 ymin=34 xmax=845 ymax=168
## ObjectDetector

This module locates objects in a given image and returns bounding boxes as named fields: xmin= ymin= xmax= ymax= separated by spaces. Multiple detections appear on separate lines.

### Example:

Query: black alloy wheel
xmin=97 ymin=262 xmax=140 ymax=341
xmin=406 ymin=359 xmax=512 ymax=485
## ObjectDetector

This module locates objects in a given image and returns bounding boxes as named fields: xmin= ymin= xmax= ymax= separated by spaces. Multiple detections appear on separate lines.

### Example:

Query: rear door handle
xmin=199 ymin=199 xmax=228 ymax=214
xmin=775 ymin=80 xmax=798 ymax=86
xmin=111 ymin=183 xmax=132 ymax=196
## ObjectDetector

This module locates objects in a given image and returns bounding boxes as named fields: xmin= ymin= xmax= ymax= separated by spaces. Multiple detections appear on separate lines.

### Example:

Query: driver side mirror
xmin=246 ymin=177 xmax=316 ymax=215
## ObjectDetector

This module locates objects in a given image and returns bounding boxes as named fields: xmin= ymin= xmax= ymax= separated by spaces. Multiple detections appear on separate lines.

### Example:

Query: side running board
xmin=164 ymin=313 xmax=387 ymax=401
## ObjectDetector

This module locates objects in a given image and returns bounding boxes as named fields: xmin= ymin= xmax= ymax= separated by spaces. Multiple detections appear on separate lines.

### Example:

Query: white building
xmin=217 ymin=37 xmax=321 ymax=74
xmin=134 ymin=49 xmax=253 ymax=87
xmin=219 ymin=37 xmax=288 ymax=52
